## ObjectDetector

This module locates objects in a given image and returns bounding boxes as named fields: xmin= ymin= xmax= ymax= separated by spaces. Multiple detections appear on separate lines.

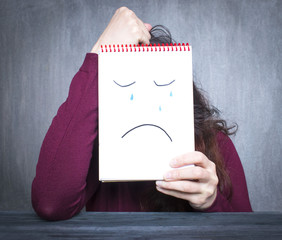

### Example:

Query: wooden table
xmin=1 ymin=211 xmax=282 ymax=239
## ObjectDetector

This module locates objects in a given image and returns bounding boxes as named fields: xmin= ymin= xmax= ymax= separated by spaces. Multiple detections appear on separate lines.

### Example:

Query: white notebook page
xmin=98 ymin=45 xmax=194 ymax=181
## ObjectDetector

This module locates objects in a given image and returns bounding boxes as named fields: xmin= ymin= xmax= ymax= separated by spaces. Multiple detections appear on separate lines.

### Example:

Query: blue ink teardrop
xmin=130 ymin=94 xmax=133 ymax=100
xmin=159 ymin=106 xmax=162 ymax=111
xmin=170 ymin=91 xmax=173 ymax=97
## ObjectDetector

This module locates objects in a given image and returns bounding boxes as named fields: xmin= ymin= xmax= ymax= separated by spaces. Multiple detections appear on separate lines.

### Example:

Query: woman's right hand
xmin=91 ymin=7 xmax=152 ymax=53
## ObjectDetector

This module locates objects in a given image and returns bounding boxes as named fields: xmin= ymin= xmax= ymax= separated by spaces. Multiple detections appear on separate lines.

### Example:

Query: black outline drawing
xmin=154 ymin=80 xmax=175 ymax=87
xmin=113 ymin=80 xmax=136 ymax=87
xmin=121 ymin=124 xmax=172 ymax=142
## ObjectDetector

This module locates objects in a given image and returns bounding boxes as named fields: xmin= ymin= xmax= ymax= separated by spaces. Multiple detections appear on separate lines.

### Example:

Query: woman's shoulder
xmin=79 ymin=53 xmax=98 ymax=72
xmin=216 ymin=131 xmax=235 ymax=147
xmin=216 ymin=131 xmax=239 ymax=164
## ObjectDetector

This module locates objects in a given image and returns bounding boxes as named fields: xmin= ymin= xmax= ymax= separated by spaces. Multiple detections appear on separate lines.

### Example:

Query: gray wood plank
xmin=1 ymin=211 xmax=282 ymax=239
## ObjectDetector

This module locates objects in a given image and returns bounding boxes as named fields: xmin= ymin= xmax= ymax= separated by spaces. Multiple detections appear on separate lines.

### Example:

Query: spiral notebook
xmin=98 ymin=43 xmax=194 ymax=181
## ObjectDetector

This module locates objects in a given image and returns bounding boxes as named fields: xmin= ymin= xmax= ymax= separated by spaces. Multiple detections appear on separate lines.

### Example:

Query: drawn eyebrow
xmin=113 ymin=80 xmax=136 ymax=87
xmin=154 ymin=80 xmax=175 ymax=87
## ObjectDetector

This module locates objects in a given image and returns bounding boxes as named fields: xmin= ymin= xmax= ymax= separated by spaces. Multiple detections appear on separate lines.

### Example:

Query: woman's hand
xmin=91 ymin=7 xmax=152 ymax=53
xmin=156 ymin=151 xmax=219 ymax=210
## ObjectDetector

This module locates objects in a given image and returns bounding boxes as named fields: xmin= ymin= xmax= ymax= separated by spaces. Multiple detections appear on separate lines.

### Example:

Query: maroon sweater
xmin=31 ymin=53 xmax=252 ymax=221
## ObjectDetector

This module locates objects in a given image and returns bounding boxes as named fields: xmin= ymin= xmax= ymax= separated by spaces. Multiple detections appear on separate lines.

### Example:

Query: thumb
xmin=144 ymin=23 xmax=152 ymax=32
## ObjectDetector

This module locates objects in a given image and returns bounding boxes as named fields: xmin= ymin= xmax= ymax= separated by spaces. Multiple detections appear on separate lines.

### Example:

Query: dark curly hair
xmin=140 ymin=25 xmax=237 ymax=211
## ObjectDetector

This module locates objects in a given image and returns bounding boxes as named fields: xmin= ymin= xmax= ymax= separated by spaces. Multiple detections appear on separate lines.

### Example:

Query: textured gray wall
xmin=0 ymin=0 xmax=281 ymax=211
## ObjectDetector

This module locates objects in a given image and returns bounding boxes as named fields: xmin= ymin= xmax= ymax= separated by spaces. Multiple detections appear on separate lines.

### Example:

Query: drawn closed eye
xmin=113 ymin=80 xmax=136 ymax=87
xmin=154 ymin=80 xmax=175 ymax=87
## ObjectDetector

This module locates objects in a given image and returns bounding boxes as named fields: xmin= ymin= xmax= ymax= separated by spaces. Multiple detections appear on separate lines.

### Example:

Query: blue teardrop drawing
xmin=159 ymin=105 xmax=162 ymax=111
xmin=130 ymin=94 xmax=133 ymax=100
xmin=170 ymin=91 xmax=173 ymax=97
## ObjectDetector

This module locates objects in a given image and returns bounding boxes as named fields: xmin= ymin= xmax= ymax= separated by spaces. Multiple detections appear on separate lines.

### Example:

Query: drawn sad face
xmin=99 ymin=50 xmax=192 ymax=150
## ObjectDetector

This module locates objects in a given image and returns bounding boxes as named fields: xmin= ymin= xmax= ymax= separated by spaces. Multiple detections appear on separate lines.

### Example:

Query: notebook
xmin=98 ymin=43 xmax=194 ymax=181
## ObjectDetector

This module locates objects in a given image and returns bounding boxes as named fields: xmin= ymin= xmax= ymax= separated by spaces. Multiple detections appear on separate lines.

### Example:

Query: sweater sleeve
xmin=202 ymin=132 xmax=253 ymax=212
xmin=31 ymin=53 xmax=99 ymax=221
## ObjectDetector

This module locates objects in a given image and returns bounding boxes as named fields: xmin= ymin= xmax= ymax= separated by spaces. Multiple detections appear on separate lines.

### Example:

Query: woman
xmin=32 ymin=7 xmax=252 ymax=221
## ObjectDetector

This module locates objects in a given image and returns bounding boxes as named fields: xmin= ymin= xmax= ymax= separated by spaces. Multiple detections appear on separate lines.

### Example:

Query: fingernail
xmin=170 ymin=158 xmax=177 ymax=167
xmin=156 ymin=186 xmax=162 ymax=192
xmin=164 ymin=172 xmax=172 ymax=180
xmin=156 ymin=181 xmax=162 ymax=187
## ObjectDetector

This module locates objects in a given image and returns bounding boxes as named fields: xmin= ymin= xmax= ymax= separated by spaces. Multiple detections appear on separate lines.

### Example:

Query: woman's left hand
xmin=156 ymin=151 xmax=219 ymax=210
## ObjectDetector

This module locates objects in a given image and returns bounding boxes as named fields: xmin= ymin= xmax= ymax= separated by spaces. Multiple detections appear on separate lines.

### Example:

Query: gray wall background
xmin=0 ymin=0 xmax=281 ymax=211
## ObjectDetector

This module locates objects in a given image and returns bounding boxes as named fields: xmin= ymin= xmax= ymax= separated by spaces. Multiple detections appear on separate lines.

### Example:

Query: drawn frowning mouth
xmin=121 ymin=124 xmax=172 ymax=142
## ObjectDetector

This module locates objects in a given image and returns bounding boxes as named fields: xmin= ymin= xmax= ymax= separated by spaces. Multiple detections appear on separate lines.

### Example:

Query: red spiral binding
xmin=100 ymin=43 xmax=190 ymax=53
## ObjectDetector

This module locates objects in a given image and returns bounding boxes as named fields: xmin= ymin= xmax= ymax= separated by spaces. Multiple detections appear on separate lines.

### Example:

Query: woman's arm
xmin=32 ymin=6 xmax=152 ymax=220
xmin=31 ymin=53 xmax=100 ymax=221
